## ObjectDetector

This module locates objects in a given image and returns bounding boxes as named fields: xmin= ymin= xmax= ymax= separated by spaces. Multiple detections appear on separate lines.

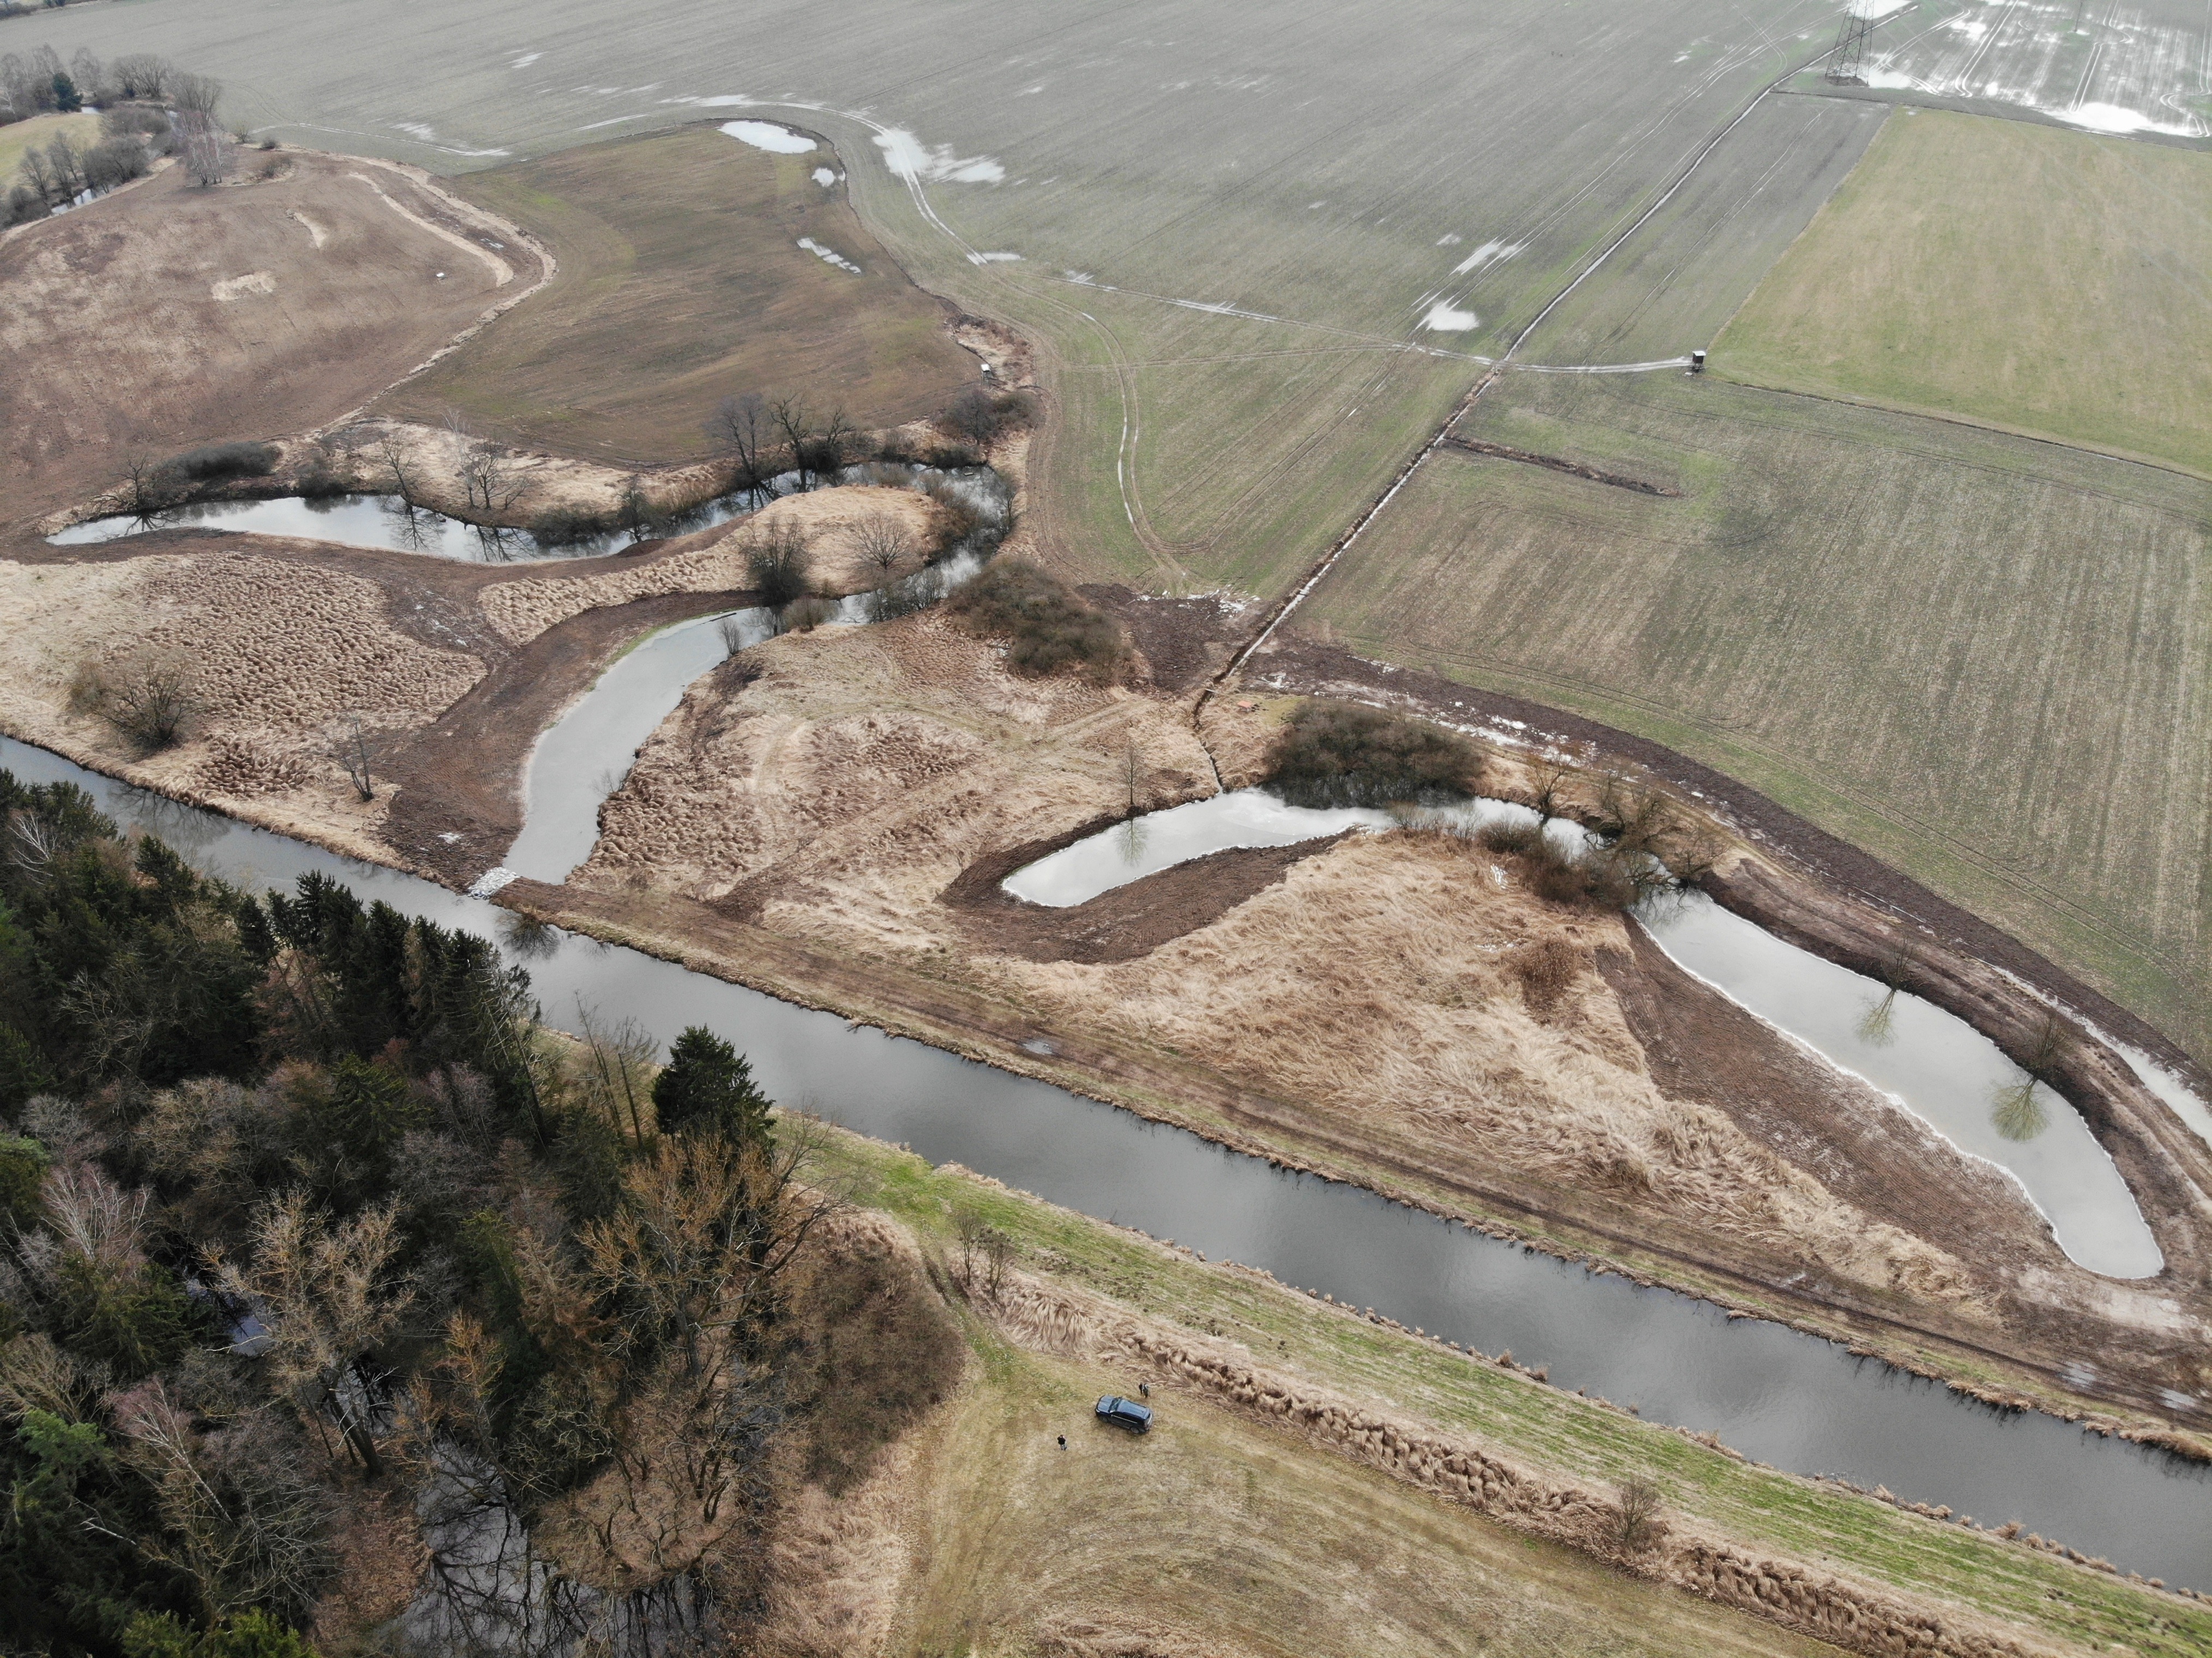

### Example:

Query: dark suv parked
xmin=1095 ymin=1395 xmax=1153 ymax=1433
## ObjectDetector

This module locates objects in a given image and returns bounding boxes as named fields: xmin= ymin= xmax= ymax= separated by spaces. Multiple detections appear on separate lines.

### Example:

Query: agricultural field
xmin=13 ymin=0 xmax=1853 ymax=598
xmin=1519 ymin=94 xmax=1889 ymax=367
xmin=375 ymin=125 xmax=978 ymax=464
xmin=1301 ymin=368 xmax=2212 ymax=1066
xmin=1797 ymin=0 xmax=2212 ymax=140
xmin=1713 ymin=107 xmax=2212 ymax=476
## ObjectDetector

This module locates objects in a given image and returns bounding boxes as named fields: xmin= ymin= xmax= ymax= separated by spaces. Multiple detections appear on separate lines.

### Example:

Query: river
xmin=3 ymin=732 xmax=2205 ymax=1588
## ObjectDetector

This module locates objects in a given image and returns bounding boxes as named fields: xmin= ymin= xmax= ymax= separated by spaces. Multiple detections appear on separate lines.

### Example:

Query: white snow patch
xmin=468 ymin=868 xmax=520 ymax=899
xmin=211 ymin=271 xmax=275 ymax=302
xmin=386 ymin=121 xmax=509 ymax=157
xmin=812 ymin=166 xmax=837 ymax=186
xmin=687 ymin=95 xmax=754 ymax=107
xmin=721 ymin=119 xmax=815 ymax=153
xmin=967 ymin=250 xmax=1023 ymax=263
xmin=1421 ymin=301 xmax=1479 ymax=332
xmin=796 ymin=236 xmax=861 ymax=273
xmin=509 ymin=52 xmax=541 ymax=69
xmin=874 ymin=128 xmax=1005 ymax=184
xmin=1451 ymin=239 xmax=1523 ymax=276
xmin=1436 ymin=233 xmax=1463 ymax=245
xmin=2055 ymin=100 xmax=2196 ymax=135
xmin=579 ymin=113 xmax=655 ymax=130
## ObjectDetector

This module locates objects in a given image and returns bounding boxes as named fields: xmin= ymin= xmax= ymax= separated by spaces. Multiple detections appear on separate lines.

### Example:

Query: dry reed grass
xmin=577 ymin=611 xmax=1214 ymax=960
xmin=992 ymin=830 xmax=1981 ymax=1311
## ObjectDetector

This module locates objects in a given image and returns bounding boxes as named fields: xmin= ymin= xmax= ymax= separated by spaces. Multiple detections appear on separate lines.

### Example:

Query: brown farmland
xmin=0 ymin=151 xmax=542 ymax=534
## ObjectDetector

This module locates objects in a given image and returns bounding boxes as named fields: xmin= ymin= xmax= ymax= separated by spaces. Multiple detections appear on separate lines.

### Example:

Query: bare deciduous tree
xmin=851 ymin=512 xmax=911 ymax=579
xmin=576 ymin=1000 xmax=659 ymax=1149
xmin=374 ymin=434 xmax=421 ymax=508
xmin=169 ymin=70 xmax=224 ymax=115
xmin=75 ymin=651 xmax=200 ymax=752
xmin=209 ymin=1192 xmax=417 ymax=1476
xmin=768 ymin=395 xmax=813 ymax=487
xmin=112 ymin=1384 xmax=338 ymax=1624
xmin=1614 ymin=1475 xmax=1666 ymax=1555
xmin=706 ymin=392 xmax=772 ymax=490
xmin=111 ymin=53 xmax=173 ymax=101
xmin=329 ymin=714 xmax=378 ymax=802
xmin=175 ymin=107 xmax=233 ymax=187
xmin=1122 ymin=734 xmax=1144 ymax=816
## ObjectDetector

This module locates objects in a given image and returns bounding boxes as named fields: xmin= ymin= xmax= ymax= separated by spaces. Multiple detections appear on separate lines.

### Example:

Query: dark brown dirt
xmin=943 ymin=825 xmax=1352 ymax=964
xmin=379 ymin=586 xmax=754 ymax=884
xmin=1081 ymin=587 xmax=1252 ymax=693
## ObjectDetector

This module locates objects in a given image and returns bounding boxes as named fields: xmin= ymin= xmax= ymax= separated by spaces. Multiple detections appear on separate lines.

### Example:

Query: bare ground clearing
xmin=0 ymin=151 xmax=545 ymax=536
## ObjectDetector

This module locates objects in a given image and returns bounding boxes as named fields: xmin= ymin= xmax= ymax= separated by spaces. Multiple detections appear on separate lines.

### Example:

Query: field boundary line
xmin=1709 ymin=373 xmax=2212 ymax=488
xmin=1510 ymin=37 xmax=1844 ymax=359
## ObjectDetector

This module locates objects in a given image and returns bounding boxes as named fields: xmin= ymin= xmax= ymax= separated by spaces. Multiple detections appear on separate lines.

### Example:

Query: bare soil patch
xmin=0 ymin=152 xmax=542 ymax=535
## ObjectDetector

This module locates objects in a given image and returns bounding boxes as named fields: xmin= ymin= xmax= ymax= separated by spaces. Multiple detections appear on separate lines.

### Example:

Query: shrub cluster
xmin=936 ymin=385 xmax=1038 ymax=448
xmin=1263 ymin=700 xmax=1485 ymax=809
xmin=172 ymin=441 xmax=278 ymax=483
xmin=945 ymin=558 xmax=1127 ymax=683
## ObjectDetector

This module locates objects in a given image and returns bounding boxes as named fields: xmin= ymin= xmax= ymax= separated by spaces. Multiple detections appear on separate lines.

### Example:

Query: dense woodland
xmin=0 ymin=770 xmax=959 ymax=1658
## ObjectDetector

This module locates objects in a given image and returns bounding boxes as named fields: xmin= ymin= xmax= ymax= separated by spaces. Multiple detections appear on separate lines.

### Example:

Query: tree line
xmin=4 ymin=50 xmax=230 ymax=227
xmin=0 ymin=770 xmax=957 ymax=1656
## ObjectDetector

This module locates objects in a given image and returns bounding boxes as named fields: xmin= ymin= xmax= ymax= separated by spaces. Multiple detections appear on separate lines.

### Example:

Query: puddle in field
xmin=720 ymin=119 xmax=815 ymax=152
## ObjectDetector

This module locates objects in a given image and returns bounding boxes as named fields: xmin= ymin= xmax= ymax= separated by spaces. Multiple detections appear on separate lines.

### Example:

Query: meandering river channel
xmin=6 ymin=734 xmax=2207 ymax=1583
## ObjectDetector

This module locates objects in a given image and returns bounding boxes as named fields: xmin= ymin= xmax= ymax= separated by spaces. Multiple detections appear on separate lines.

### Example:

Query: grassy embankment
xmin=1302 ymin=365 xmax=2212 ymax=1070
xmin=375 ymin=126 xmax=978 ymax=464
xmin=813 ymin=1122 xmax=2211 ymax=1656
xmin=0 ymin=110 xmax=102 ymax=182
xmin=1712 ymin=108 xmax=2212 ymax=479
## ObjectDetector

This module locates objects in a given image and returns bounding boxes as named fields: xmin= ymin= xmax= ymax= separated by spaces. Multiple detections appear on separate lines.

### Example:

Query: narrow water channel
xmin=1011 ymin=794 xmax=2168 ymax=1279
xmin=46 ymin=462 xmax=1012 ymax=563
xmin=4 ymin=733 xmax=2205 ymax=1587
xmin=498 ymin=549 xmax=988 ymax=887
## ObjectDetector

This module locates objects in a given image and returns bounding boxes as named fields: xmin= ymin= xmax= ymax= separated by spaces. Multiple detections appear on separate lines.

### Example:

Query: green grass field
xmin=374 ymin=127 xmax=977 ymax=462
xmin=1303 ymin=369 xmax=2212 ymax=1066
xmin=0 ymin=110 xmax=102 ymax=185
xmin=1713 ymin=108 xmax=2212 ymax=477
xmin=815 ymin=1125 xmax=2212 ymax=1656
